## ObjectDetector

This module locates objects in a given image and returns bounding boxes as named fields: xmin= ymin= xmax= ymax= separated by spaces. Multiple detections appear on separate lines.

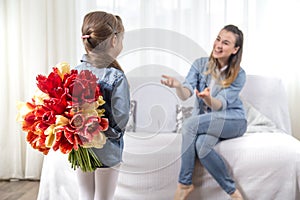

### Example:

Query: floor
xmin=0 ymin=180 xmax=39 ymax=200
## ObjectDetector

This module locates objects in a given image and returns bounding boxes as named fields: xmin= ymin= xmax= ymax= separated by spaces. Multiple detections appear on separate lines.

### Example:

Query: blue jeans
xmin=178 ymin=113 xmax=247 ymax=194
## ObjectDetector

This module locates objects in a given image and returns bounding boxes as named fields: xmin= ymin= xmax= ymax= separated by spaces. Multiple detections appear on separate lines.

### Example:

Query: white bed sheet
xmin=38 ymin=130 xmax=300 ymax=200
xmin=116 ymin=131 xmax=300 ymax=200
xmin=189 ymin=131 xmax=300 ymax=200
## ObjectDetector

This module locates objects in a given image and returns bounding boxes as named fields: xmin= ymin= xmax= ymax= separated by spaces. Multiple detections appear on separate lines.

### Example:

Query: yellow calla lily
xmin=56 ymin=115 xmax=69 ymax=126
xmin=81 ymin=102 xmax=105 ymax=117
xmin=97 ymin=108 xmax=106 ymax=117
xmin=82 ymin=132 xmax=107 ymax=148
xmin=97 ymin=96 xmax=105 ymax=106
xmin=44 ymin=115 xmax=70 ymax=148
xmin=45 ymin=125 xmax=56 ymax=148
xmin=32 ymin=89 xmax=49 ymax=105
xmin=16 ymin=101 xmax=33 ymax=123
xmin=56 ymin=62 xmax=70 ymax=80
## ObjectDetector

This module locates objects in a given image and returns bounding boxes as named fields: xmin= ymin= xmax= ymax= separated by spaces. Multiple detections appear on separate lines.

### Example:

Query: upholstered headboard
xmin=126 ymin=67 xmax=291 ymax=135
xmin=131 ymin=82 xmax=179 ymax=133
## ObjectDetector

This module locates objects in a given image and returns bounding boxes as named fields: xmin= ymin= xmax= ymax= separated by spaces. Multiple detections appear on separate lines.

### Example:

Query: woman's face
xmin=212 ymin=29 xmax=240 ymax=64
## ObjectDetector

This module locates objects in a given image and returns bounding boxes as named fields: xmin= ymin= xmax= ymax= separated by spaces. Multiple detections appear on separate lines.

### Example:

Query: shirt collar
xmin=80 ymin=54 xmax=89 ymax=63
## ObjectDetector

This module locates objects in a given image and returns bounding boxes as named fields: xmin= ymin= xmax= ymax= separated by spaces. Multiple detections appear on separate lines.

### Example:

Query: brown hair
xmin=81 ymin=11 xmax=124 ymax=72
xmin=207 ymin=24 xmax=243 ymax=88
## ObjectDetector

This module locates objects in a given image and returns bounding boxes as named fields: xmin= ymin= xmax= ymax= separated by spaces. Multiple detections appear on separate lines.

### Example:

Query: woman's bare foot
xmin=174 ymin=183 xmax=194 ymax=200
xmin=230 ymin=189 xmax=243 ymax=200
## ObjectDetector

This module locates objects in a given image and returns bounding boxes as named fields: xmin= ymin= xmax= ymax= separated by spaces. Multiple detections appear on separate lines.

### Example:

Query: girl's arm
xmin=111 ymin=76 xmax=130 ymax=130
xmin=104 ymin=74 xmax=130 ymax=139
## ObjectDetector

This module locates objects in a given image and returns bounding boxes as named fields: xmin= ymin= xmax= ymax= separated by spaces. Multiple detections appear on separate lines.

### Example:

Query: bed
xmin=37 ymin=70 xmax=300 ymax=200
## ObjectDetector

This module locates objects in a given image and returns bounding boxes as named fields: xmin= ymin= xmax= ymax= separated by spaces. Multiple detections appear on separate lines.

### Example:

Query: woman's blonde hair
xmin=207 ymin=25 xmax=243 ymax=88
xmin=81 ymin=11 xmax=124 ymax=72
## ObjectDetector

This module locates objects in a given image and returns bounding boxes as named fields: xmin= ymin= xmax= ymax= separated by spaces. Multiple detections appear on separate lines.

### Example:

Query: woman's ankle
xmin=178 ymin=183 xmax=194 ymax=189
xmin=174 ymin=183 xmax=194 ymax=200
xmin=230 ymin=189 xmax=243 ymax=200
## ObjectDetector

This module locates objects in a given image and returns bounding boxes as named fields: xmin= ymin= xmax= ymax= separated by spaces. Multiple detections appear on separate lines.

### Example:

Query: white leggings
xmin=76 ymin=166 xmax=120 ymax=200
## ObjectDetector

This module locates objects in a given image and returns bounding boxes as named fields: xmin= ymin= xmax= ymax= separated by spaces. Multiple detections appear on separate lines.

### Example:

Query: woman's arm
xmin=213 ymin=69 xmax=246 ymax=111
xmin=161 ymin=75 xmax=192 ymax=101
xmin=195 ymin=88 xmax=222 ymax=111
xmin=199 ymin=68 xmax=246 ymax=111
xmin=161 ymin=58 xmax=209 ymax=101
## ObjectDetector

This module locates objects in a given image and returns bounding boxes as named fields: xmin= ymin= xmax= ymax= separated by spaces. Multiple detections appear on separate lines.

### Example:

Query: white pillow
xmin=174 ymin=100 xmax=278 ymax=134
xmin=240 ymin=75 xmax=291 ymax=134
xmin=243 ymin=100 xmax=277 ymax=133
xmin=175 ymin=105 xmax=193 ymax=133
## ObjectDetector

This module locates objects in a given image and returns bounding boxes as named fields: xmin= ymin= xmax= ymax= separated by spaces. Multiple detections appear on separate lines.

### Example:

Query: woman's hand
xmin=161 ymin=74 xmax=191 ymax=101
xmin=161 ymin=75 xmax=181 ymax=88
xmin=195 ymin=88 xmax=210 ymax=99
xmin=195 ymin=88 xmax=222 ymax=111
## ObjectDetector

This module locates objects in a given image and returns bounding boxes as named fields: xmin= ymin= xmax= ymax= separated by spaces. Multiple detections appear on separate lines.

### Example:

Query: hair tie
xmin=81 ymin=35 xmax=90 ymax=39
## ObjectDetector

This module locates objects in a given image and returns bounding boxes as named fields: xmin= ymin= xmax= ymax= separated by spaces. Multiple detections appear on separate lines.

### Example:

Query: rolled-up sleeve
xmin=182 ymin=58 xmax=208 ymax=95
xmin=182 ymin=65 xmax=198 ymax=95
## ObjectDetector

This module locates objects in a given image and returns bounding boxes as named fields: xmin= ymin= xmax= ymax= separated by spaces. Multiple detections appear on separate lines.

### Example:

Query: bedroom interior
xmin=1 ymin=0 xmax=300 ymax=200
xmin=36 ymin=66 xmax=300 ymax=200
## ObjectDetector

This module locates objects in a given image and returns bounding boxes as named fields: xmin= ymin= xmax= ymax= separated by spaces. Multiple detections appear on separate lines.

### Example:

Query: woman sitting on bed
xmin=161 ymin=24 xmax=247 ymax=200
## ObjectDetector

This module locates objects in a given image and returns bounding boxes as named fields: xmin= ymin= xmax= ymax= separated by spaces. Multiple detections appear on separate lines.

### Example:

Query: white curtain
xmin=1 ymin=0 xmax=300 ymax=180
xmin=0 ymin=0 xmax=78 ymax=179
xmin=94 ymin=0 xmax=300 ymax=138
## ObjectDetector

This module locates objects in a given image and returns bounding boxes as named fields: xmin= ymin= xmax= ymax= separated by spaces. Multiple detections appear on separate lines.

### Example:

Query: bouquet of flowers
xmin=16 ymin=62 xmax=108 ymax=172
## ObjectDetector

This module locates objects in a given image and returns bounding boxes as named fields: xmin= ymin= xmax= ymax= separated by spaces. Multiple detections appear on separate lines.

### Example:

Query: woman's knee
xmin=182 ymin=117 xmax=199 ymax=134
xmin=195 ymin=135 xmax=218 ymax=159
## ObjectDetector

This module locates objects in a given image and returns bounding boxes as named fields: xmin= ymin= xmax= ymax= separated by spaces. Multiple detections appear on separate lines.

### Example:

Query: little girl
xmin=75 ymin=11 xmax=130 ymax=200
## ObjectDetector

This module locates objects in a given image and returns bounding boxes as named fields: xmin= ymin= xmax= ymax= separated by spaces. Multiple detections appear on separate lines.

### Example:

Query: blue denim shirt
xmin=182 ymin=57 xmax=246 ymax=120
xmin=75 ymin=55 xmax=130 ymax=167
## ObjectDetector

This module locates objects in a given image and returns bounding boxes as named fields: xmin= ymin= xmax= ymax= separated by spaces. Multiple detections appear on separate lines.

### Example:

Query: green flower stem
xmin=68 ymin=146 xmax=102 ymax=172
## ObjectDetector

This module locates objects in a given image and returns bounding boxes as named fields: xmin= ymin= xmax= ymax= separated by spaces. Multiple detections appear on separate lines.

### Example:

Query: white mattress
xmin=116 ymin=131 xmax=300 ymax=200
xmin=38 ymin=130 xmax=300 ymax=200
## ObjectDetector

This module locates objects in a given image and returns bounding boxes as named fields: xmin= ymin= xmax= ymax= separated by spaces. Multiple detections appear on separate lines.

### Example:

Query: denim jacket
xmin=182 ymin=57 xmax=246 ymax=120
xmin=75 ymin=54 xmax=130 ymax=167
